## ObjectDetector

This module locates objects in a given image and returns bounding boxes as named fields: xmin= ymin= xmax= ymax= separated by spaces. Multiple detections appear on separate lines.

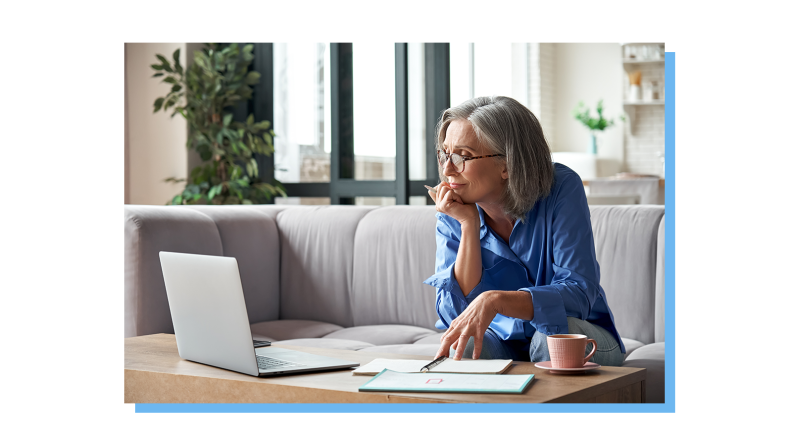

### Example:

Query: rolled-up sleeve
xmin=520 ymin=174 xmax=602 ymax=336
xmin=422 ymin=215 xmax=492 ymax=330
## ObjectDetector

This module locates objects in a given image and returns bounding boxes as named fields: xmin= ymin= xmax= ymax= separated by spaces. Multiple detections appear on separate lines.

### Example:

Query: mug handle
xmin=582 ymin=339 xmax=598 ymax=364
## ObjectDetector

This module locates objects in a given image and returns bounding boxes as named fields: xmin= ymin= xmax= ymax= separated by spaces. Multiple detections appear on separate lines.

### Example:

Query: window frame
xmin=252 ymin=43 xmax=450 ymax=205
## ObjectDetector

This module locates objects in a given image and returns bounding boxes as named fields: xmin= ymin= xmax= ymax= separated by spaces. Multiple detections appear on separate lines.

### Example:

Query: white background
xmin=2 ymin=0 xmax=790 ymax=444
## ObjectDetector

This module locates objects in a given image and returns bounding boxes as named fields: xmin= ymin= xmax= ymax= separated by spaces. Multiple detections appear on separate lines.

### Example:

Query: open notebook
xmin=359 ymin=369 xmax=533 ymax=394
xmin=352 ymin=357 xmax=513 ymax=376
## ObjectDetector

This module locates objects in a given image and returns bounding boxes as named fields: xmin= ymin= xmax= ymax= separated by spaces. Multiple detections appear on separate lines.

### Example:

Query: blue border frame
xmin=136 ymin=52 xmax=675 ymax=414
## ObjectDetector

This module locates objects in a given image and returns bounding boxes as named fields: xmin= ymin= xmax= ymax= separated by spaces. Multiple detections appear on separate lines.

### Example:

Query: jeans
xmin=449 ymin=328 xmax=524 ymax=360
xmin=451 ymin=317 xmax=625 ymax=366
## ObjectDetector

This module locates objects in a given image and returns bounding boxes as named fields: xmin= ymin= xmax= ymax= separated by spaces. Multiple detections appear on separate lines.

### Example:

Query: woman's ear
xmin=501 ymin=165 xmax=509 ymax=180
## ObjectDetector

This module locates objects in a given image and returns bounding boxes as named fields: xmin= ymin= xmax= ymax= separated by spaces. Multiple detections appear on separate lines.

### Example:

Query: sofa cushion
xmin=413 ymin=332 xmax=446 ymax=344
xmin=621 ymin=338 xmax=646 ymax=358
xmin=276 ymin=206 xmax=376 ymax=327
xmin=358 ymin=344 xmax=440 ymax=357
xmin=272 ymin=338 xmax=375 ymax=351
xmin=249 ymin=319 xmax=343 ymax=340
xmin=351 ymin=206 xmax=439 ymax=329
xmin=623 ymin=342 xmax=665 ymax=403
xmin=590 ymin=205 xmax=665 ymax=345
xmin=323 ymin=325 xmax=438 ymax=346
xmin=188 ymin=205 xmax=281 ymax=325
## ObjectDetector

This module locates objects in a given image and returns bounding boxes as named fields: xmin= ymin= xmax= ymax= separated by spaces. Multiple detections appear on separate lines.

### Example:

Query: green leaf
xmin=246 ymin=114 xmax=254 ymax=127
xmin=152 ymin=72 xmax=164 ymax=78
xmin=151 ymin=64 xmax=163 ymax=70
xmin=163 ymin=76 xmax=177 ymax=84
xmin=173 ymin=48 xmax=183 ymax=75
xmin=156 ymin=54 xmax=173 ymax=72
xmin=223 ymin=113 xmax=233 ymax=126
xmin=244 ymin=71 xmax=261 ymax=85
xmin=171 ymin=84 xmax=182 ymax=93
xmin=207 ymin=184 xmax=222 ymax=200
xmin=153 ymin=97 xmax=164 ymax=112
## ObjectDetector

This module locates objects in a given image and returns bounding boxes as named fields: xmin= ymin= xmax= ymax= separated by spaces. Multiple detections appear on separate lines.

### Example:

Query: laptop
xmin=159 ymin=251 xmax=359 ymax=377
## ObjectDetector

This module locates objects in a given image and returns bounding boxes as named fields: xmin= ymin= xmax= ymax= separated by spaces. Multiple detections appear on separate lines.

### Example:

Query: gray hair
xmin=436 ymin=96 xmax=555 ymax=220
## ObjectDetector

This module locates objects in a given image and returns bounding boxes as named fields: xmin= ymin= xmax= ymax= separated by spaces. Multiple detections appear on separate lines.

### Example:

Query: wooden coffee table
xmin=125 ymin=334 xmax=646 ymax=403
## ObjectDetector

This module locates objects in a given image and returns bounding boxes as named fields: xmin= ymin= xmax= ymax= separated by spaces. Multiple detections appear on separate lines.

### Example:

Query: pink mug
xmin=547 ymin=334 xmax=597 ymax=368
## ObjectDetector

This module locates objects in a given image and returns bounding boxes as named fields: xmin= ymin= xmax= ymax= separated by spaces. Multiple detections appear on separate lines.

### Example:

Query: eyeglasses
xmin=437 ymin=150 xmax=504 ymax=173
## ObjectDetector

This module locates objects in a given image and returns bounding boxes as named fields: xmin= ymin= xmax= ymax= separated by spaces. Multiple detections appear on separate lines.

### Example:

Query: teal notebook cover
xmin=358 ymin=369 xmax=534 ymax=394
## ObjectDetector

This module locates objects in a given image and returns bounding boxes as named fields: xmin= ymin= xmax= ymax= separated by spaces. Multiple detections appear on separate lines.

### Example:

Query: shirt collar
xmin=475 ymin=204 xmax=487 ymax=239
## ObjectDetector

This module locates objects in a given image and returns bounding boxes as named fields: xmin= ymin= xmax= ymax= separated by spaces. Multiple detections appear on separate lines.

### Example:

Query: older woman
xmin=423 ymin=96 xmax=625 ymax=366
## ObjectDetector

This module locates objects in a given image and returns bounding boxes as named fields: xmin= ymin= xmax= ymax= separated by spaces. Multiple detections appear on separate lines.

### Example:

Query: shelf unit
xmin=623 ymin=102 xmax=665 ymax=133
xmin=622 ymin=44 xmax=665 ymax=135
xmin=621 ymin=43 xmax=665 ymax=177
xmin=622 ymin=59 xmax=665 ymax=65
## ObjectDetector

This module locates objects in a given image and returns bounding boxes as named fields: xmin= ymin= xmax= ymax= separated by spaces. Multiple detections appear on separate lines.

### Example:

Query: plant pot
xmin=588 ymin=133 xmax=598 ymax=155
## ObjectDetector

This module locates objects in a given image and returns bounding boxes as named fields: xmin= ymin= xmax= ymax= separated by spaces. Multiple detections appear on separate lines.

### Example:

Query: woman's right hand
xmin=428 ymin=182 xmax=479 ymax=226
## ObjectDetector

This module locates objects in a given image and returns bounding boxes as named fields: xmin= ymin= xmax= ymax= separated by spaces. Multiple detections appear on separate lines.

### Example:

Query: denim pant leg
xmin=530 ymin=317 xmax=625 ymax=366
xmin=449 ymin=328 xmax=520 ymax=360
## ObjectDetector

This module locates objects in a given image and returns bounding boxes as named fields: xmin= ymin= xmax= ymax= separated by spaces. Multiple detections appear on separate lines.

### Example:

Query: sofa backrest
xmin=350 ymin=206 xmax=439 ymax=329
xmin=590 ymin=205 xmax=666 ymax=345
xmin=275 ymin=206 xmax=376 ymax=327
xmin=125 ymin=204 xmax=665 ymax=343
xmin=124 ymin=205 xmax=283 ymax=337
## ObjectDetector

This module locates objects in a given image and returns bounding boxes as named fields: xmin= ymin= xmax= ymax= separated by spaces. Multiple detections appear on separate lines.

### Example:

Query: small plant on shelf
xmin=571 ymin=100 xmax=623 ymax=155
xmin=151 ymin=43 xmax=286 ymax=205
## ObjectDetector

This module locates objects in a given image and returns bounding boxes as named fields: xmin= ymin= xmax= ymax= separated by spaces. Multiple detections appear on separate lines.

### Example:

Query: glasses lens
xmin=450 ymin=153 xmax=464 ymax=172
xmin=438 ymin=151 xmax=464 ymax=172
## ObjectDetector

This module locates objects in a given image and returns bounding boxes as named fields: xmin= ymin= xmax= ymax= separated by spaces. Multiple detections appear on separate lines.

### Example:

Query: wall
xmin=529 ymin=43 xmax=557 ymax=150
xmin=553 ymin=43 xmax=624 ymax=177
xmin=125 ymin=43 xmax=188 ymax=205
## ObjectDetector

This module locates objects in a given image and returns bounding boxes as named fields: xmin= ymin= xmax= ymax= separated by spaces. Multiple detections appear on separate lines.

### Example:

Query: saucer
xmin=534 ymin=361 xmax=601 ymax=374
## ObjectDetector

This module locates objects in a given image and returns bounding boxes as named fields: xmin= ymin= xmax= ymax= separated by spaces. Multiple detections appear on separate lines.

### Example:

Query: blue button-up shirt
xmin=423 ymin=163 xmax=625 ymax=354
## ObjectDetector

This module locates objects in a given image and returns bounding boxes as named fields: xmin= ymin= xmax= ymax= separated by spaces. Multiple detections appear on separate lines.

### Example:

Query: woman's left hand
xmin=435 ymin=291 xmax=499 ymax=360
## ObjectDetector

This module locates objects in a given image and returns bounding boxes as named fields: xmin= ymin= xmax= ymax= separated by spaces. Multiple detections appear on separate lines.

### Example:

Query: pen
xmin=420 ymin=356 xmax=447 ymax=372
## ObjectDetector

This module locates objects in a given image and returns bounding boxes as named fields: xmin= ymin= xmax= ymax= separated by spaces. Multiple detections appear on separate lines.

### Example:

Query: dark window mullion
xmin=330 ymin=43 xmax=355 ymax=204
xmin=424 ymin=43 xmax=450 ymax=187
xmin=253 ymin=44 xmax=275 ymax=201
xmin=395 ymin=43 xmax=409 ymax=205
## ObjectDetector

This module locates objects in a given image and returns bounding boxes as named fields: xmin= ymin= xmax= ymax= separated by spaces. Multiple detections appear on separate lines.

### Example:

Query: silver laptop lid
xmin=159 ymin=251 xmax=259 ymax=376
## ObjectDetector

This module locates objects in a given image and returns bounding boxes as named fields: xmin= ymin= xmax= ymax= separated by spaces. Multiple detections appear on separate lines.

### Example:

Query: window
xmin=450 ymin=43 xmax=531 ymax=108
xmin=273 ymin=43 xmax=331 ymax=183
xmin=254 ymin=43 xmax=451 ymax=206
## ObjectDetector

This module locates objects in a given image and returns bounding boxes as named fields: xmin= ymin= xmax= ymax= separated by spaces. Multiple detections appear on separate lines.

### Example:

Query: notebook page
xmin=432 ymin=358 xmax=512 ymax=374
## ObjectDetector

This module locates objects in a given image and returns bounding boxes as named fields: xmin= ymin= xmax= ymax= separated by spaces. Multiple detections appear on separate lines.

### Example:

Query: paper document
xmin=359 ymin=369 xmax=533 ymax=394
xmin=352 ymin=358 xmax=512 ymax=376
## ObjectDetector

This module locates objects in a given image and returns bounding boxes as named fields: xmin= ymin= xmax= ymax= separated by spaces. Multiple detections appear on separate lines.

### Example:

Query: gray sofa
xmin=125 ymin=204 xmax=666 ymax=403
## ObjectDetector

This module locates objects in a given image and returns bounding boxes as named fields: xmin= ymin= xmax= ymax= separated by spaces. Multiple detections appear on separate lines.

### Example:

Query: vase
xmin=588 ymin=133 xmax=598 ymax=155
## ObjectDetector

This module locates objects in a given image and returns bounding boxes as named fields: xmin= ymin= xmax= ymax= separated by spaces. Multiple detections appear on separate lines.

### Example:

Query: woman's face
xmin=441 ymin=119 xmax=508 ymax=205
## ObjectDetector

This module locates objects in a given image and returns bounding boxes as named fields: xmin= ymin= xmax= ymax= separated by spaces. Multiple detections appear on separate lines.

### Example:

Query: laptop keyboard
xmin=256 ymin=355 xmax=303 ymax=370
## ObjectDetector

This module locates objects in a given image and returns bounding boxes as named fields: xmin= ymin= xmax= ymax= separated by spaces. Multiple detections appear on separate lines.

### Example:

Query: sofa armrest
xmin=655 ymin=216 xmax=665 ymax=343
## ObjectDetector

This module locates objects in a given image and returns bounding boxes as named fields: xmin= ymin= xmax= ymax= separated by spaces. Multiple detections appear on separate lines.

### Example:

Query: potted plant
xmin=571 ymin=100 xmax=622 ymax=155
xmin=151 ymin=43 xmax=286 ymax=204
